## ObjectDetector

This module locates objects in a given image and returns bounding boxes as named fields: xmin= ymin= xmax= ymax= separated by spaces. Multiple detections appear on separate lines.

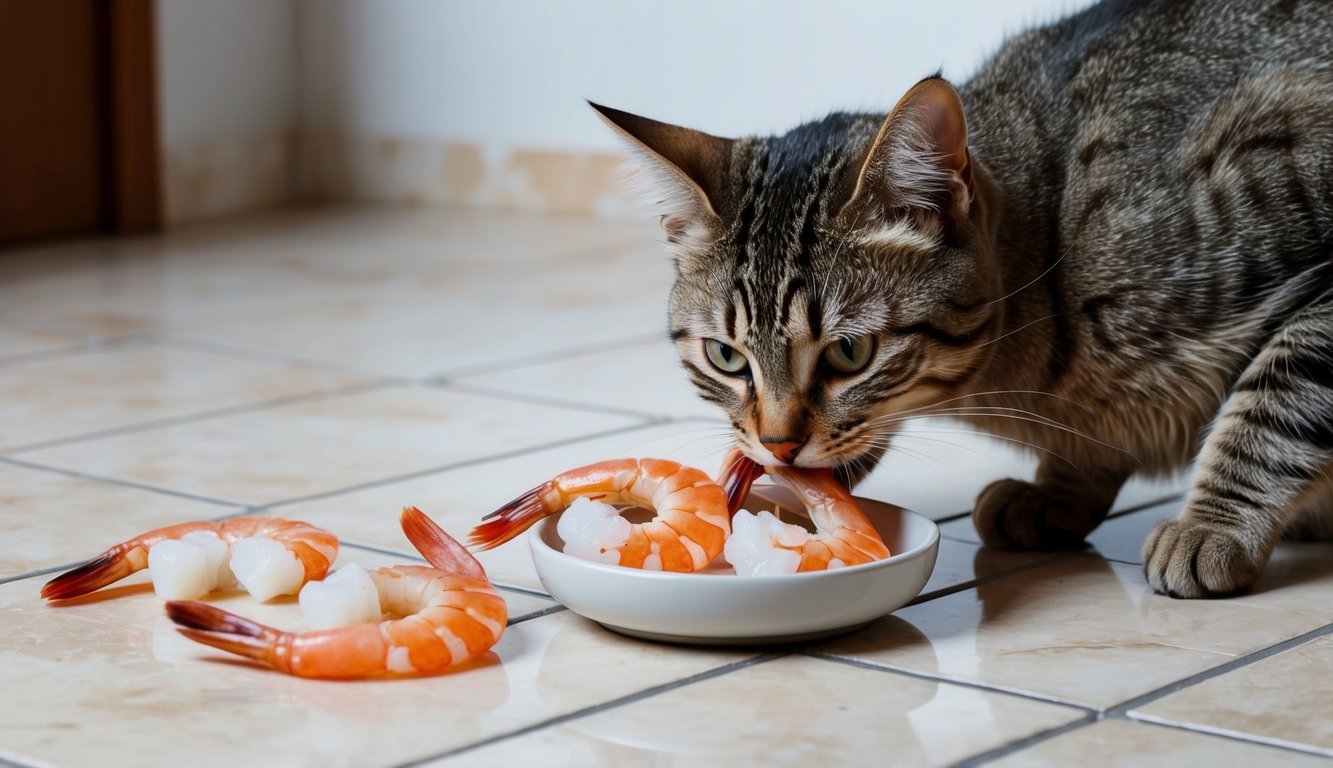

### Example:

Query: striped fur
xmin=598 ymin=0 xmax=1331 ymax=598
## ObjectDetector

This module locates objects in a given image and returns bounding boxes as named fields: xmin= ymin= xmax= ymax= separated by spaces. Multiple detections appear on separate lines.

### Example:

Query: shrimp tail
xmin=41 ymin=550 xmax=138 ymax=601
xmin=401 ymin=506 xmax=487 ymax=580
xmin=467 ymin=482 xmax=556 ymax=552
xmin=166 ymin=601 xmax=282 ymax=669
xmin=717 ymin=451 xmax=766 ymax=518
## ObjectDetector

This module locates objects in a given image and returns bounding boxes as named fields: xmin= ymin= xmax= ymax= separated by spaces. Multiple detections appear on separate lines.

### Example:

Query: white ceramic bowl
xmin=528 ymin=486 xmax=940 ymax=645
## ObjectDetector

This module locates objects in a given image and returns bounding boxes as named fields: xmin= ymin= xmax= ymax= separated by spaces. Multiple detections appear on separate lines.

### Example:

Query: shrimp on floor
xmin=718 ymin=451 xmax=890 ymax=575
xmin=41 ymin=517 xmax=339 ymax=602
xmin=468 ymin=458 xmax=730 ymax=572
xmin=166 ymin=507 xmax=506 ymax=679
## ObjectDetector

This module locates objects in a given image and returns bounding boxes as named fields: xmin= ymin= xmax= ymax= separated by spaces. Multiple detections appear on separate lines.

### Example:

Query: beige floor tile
xmin=0 ymin=208 xmax=666 ymax=377
xmin=454 ymin=339 xmax=719 ymax=419
xmin=817 ymin=557 xmax=1333 ymax=708
xmin=272 ymin=422 xmax=738 ymax=590
xmin=0 ymin=343 xmax=378 ymax=452
xmin=19 ymin=386 xmax=641 ymax=506
xmin=991 ymin=720 xmax=1329 ymax=767
xmin=1131 ymin=635 xmax=1333 ymax=756
xmin=0 ymin=324 xmax=93 ymax=360
xmin=1 ymin=566 xmax=742 ymax=768
xmin=0 ymin=463 xmax=239 ymax=579
xmin=433 ymin=655 xmax=1084 ymax=767
xmin=918 ymin=538 xmax=1071 ymax=599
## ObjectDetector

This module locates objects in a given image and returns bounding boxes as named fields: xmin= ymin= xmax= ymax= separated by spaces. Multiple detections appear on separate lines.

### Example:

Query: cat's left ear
xmin=838 ymin=76 xmax=974 ymax=231
xmin=589 ymin=102 xmax=735 ymax=246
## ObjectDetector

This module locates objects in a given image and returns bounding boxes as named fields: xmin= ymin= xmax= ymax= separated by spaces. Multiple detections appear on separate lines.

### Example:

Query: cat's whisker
xmin=973 ymin=312 xmax=1065 ymax=350
xmin=978 ymin=245 xmax=1073 ymax=309
xmin=884 ymin=429 xmax=1085 ymax=471
xmin=866 ymin=408 xmax=1138 ymax=462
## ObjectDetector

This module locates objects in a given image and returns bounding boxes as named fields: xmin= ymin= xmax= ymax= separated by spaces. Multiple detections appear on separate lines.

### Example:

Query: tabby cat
xmin=593 ymin=0 xmax=1330 ymax=598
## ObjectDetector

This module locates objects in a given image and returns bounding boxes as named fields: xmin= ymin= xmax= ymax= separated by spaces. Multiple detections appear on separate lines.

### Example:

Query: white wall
xmin=157 ymin=0 xmax=299 ymax=224
xmin=298 ymin=0 xmax=1100 ymax=149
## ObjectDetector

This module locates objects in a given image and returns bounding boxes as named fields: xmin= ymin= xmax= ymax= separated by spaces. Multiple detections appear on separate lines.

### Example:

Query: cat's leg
xmin=973 ymin=458 xmax=1133 ymax=549
xmin=1143 ymin=299 xmax=1333 ymax=598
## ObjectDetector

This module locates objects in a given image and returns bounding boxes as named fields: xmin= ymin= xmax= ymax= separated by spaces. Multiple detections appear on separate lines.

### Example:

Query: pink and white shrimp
xmin=469 ymin=458 xmax=731 ymax=572
xmin=41 ymin=517 xmax=338 ymax=602
xmin=166 ymin=507 xmax=506 ymax=679
xmin=718 ymin=451 xmax=890 ymax=575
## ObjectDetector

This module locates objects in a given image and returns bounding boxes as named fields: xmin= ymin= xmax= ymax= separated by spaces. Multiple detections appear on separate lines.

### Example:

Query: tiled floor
xmin=1 ymin=206 xmax=1329 ymax=767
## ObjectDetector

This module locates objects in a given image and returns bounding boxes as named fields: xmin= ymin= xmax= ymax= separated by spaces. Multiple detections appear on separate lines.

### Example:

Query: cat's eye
xmin=704 ymin=339 xmax=749 ymax=376
xmin=823 ymin=335 xmax=875 ymax=374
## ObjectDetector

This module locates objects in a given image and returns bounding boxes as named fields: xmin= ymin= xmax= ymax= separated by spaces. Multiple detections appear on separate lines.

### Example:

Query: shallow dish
xmin=528 ymin=486 xmax=940 ymax=645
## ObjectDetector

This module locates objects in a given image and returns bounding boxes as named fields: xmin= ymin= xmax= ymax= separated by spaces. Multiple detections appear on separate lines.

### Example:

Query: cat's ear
xmin=838 ymin=76 xmax=974 ymax=235
xmin=589 ymin=102 xmax=734 ymax=246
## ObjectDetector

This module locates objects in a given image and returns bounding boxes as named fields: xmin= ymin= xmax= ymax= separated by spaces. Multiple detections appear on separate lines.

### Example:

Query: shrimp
xmin=718 ymin=451 xmax=890 ymax=572
xmin=166 ymin=507 xmax=506 ymax=679
xmin=468 ymin=458 xmax=731 ymax=572
xmin=40 ymin=517 xmax=338 ymax=601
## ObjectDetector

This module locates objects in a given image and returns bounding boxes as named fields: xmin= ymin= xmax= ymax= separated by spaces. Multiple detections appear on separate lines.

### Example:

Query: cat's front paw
xmin=972 ymin=478 xmax=1092 ymax=550
xmin=1142 ymin=519 xmax=1262 ymax=598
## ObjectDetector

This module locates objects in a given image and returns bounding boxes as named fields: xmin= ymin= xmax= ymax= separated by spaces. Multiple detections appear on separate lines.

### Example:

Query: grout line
xmin=1121 ymin=713 xmax=1333 ymax=759
xmin=0 ymin=341 xmax=129 ymax=369
xmin=805 ymin=652 xmax=1097 ymax=712
xmin=4 ymin=380 xmax=399 ymax=455
xmin=140 ymin=333 xmax=401 ymax=379
xmin=506 ymin=604 xmax=567 ymax=626
xmin=392 ymin=653 xmax=783 ymax=767
xmin=433 ymin=380 xmax=669 ymax=423
xmin=905 ymin=551 xmax=1079 ymax=608
xmin=1102 ymin=621 xmax=1333 ymax=718
xmin=1108 ymin=492 xmax=1185 ymax=518
xmin=437 ymin=332 xmax=667 ymax=380
xmin=952 ymin=714 xmax=1100 ymax=767
xmin=0 ymin=561 xmax=84 ymax=588
xmin=0 ymin=455 xmax=244 ymax=507
xmin=258 ymin=421 xmax=668 ymax=510
xmin=0 ymin=750 xmax=43 ymax=768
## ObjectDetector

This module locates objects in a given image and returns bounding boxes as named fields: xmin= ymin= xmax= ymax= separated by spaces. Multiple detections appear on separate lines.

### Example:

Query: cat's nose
xmin=761 ymin=439 xmax=805 ymax=464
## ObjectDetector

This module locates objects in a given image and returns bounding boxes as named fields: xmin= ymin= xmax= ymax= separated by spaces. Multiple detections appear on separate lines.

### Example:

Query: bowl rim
xmin=529 ymin=495 xmax=941 ymax=583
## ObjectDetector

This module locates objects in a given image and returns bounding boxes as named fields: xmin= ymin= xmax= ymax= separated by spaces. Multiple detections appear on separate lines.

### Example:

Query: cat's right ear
xmin=837 ymin=76 xmax=974 ymax=237
xmin=589 ymin=102 xmax=734 ymax=246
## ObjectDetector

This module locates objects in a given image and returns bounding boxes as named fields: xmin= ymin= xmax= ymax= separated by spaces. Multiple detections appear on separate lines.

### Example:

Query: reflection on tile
xmin=0 ymin=463 xmax=238 ymax=579
xmin=454 ymin=339 xmax=718 ymax=419
xmin=917 ymin=537 xmax=1070 ymax=600
xmin=19 ymin=386 xmax=641 ymax=506
xmin=818 ymin=558 xmax=1333 ymax=708
xmin=938 ymin=485 xmax=1186 ymax=547
xmin=0 ymin=570 xmax=742 ymax=768
xmin=436 ymin=655 xmax=1084 ymax=767
xmin=0 ymin=344 xmax=376 ymax=451
xmin=274 ymin=422 xmax=737 ymax=590
xmin=1133 ymin=635 xmax=1333 ymax=756
xmin=991 ymin=720 xmax=1329 ymax=767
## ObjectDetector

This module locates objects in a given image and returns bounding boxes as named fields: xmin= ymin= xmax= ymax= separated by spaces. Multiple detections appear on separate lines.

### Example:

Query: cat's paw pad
xmin=972 ymin=479 xmax=1090 ymax=550
xmin=1142 ymin=519 xmax=1261 ymax=598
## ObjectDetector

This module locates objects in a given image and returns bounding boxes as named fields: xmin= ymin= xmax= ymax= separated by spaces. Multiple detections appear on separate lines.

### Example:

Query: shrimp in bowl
xmin=717 ymin=451 xmax=891 ymax=575
xmin=166 ymin=507 xmax=506 ymax=680
xmin=469 ymin=458 xmax=731 ymax=572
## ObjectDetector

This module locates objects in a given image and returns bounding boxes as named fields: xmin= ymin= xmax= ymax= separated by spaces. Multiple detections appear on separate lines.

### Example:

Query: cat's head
xmin=595 ymin=77 xmax=1000 ymax=474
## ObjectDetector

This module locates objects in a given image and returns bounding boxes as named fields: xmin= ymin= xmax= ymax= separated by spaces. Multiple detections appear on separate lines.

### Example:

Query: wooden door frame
xmin=102 ymin=0 xmax=161 ymax=234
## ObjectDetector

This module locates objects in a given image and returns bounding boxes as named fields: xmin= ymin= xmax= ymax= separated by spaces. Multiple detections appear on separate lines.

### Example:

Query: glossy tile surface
xmin=0 ymin=462 xmax=238 ymax=579
xmin=1132 ymin=635 xmax=1333 ymax=756
xmin=991 ymin=720 xmax=1330 ymax=767
xmin=1 ymin=207 xmax=1327 ymax=767
xmin=19 ymin=385 xmax=641 ymax=505
xmin=433 ymin=655 xmax=1084 ymax=767
xmin=818 ymin=556 xmax=1333 ymax=708
xmin=0 ymin=342 xmax=376 ymax=451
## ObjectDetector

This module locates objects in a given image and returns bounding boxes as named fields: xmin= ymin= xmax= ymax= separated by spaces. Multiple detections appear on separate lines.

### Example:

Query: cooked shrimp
xmin=166 ymin=507 xmax=506 ymax=679
xmin=718 ymin=452 xmax=890 ymax=573
xmin=40 ymin=517 xmax=338 ymax=601
xmin=468 ymin=458 xmax=730 ymax=572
